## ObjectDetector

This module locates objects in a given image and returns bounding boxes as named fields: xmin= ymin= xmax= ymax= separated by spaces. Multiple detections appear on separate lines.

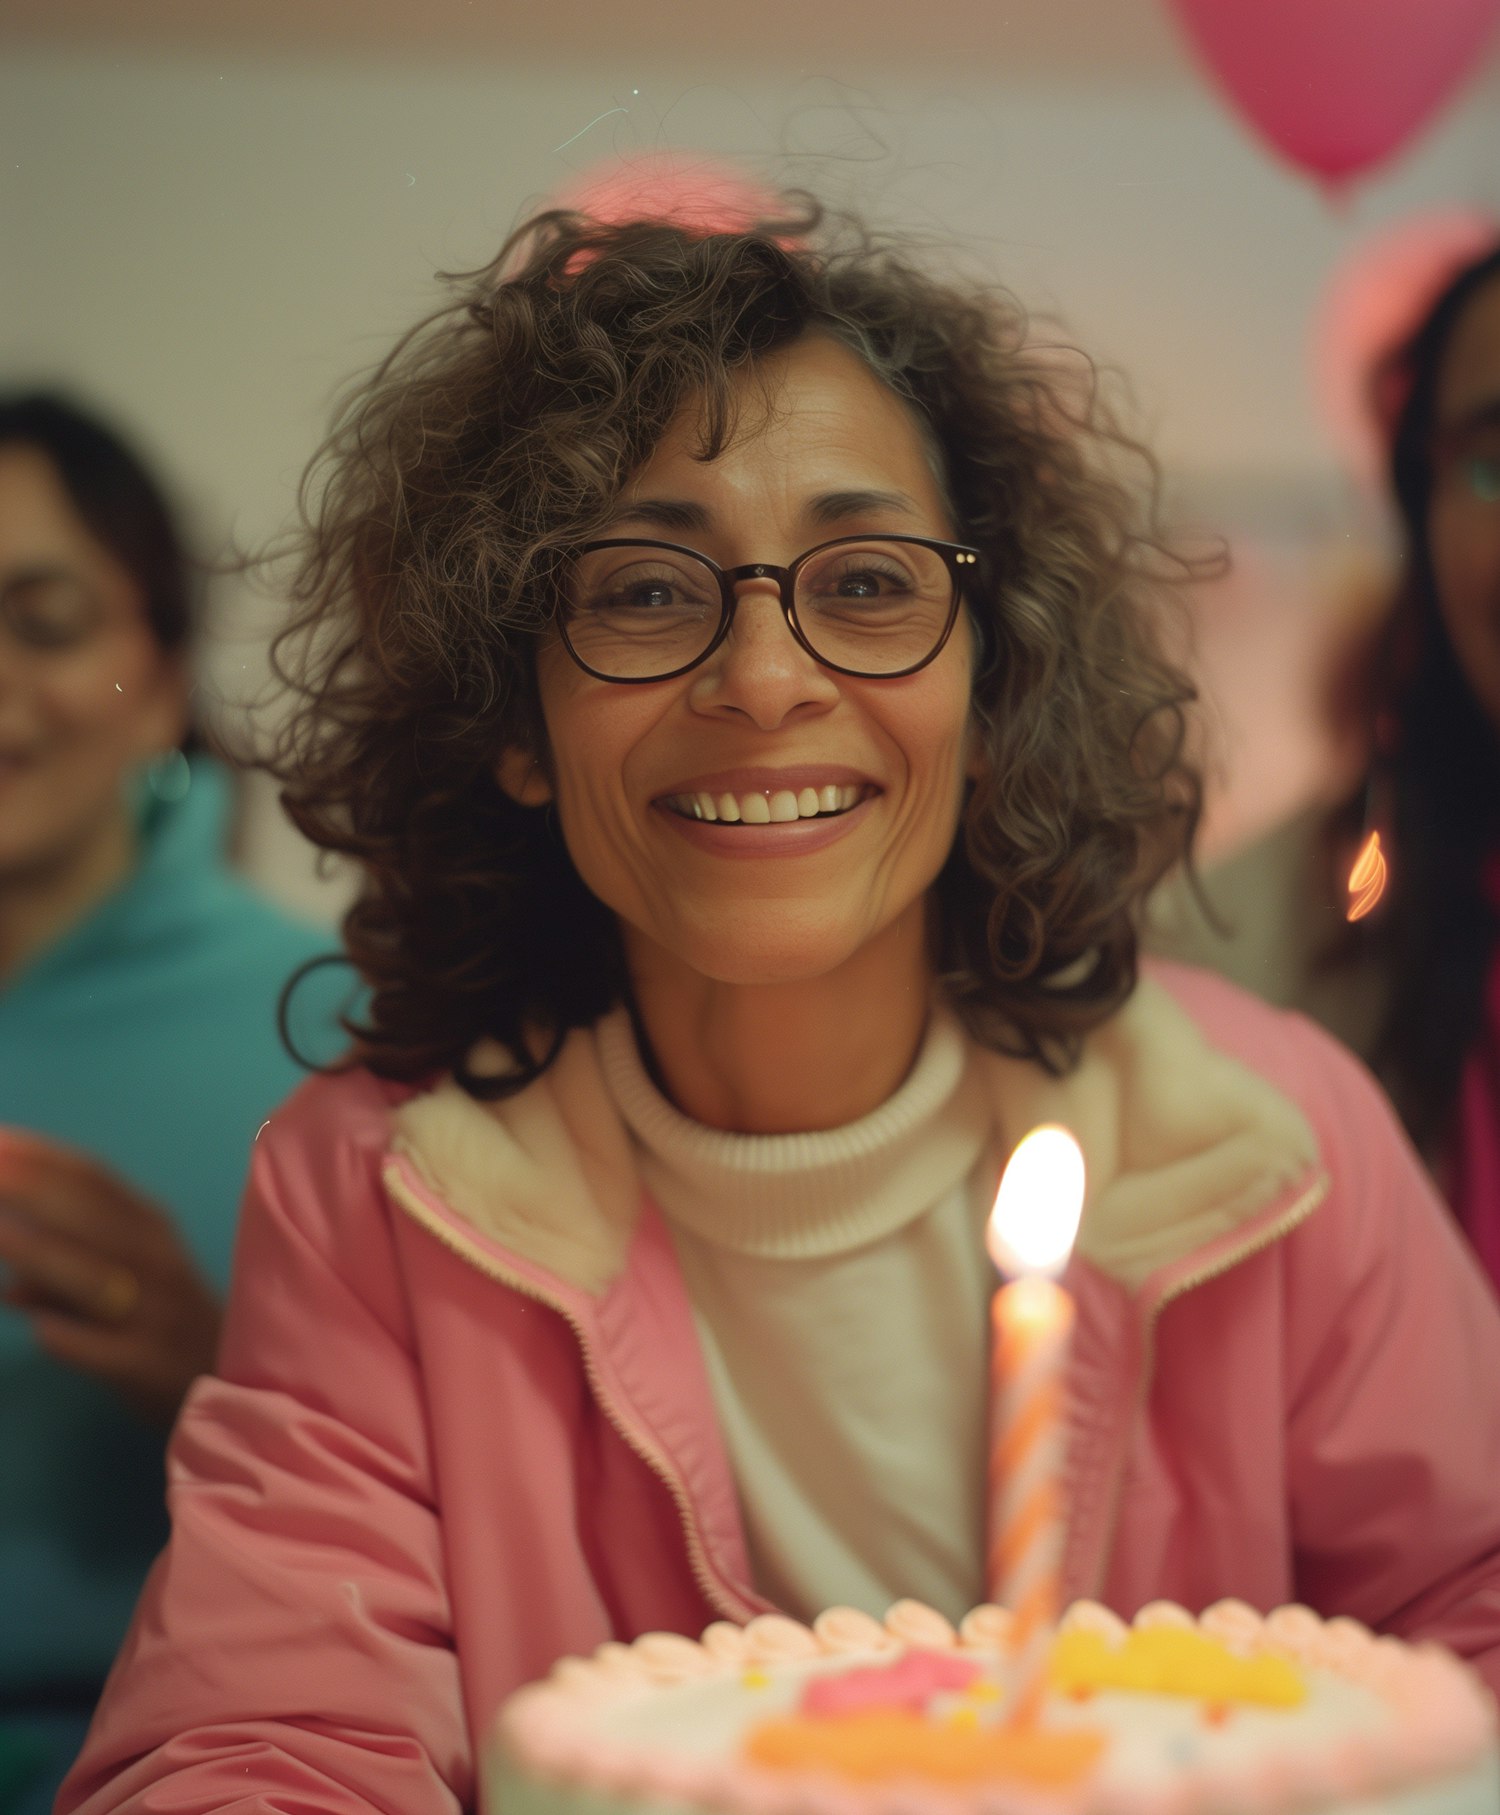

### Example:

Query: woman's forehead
xmin=619 ymin=335 xmax=951 ymax=526
xmin=0 ymin=445 xmax=108 ymax=574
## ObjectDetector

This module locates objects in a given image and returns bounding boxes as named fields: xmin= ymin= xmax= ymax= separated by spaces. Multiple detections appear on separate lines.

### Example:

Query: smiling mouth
xmin=660 ymin=783 xmax=875 ymax=825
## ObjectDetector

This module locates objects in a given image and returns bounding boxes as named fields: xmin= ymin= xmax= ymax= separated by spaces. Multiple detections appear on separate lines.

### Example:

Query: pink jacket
xmin=61 ymin=963 xmax=1500 ymax=1815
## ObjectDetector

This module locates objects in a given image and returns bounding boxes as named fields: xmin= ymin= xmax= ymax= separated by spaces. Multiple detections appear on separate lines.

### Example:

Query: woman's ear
xmin=494 ymin=745 xmax=554 ymax=807
xmin=136 ymin=650 xmax=193 ymax=762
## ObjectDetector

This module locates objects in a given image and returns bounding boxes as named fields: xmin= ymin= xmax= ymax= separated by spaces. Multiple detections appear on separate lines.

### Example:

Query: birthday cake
xmin=489 ymin=1598 xmax=1499 ymax=1815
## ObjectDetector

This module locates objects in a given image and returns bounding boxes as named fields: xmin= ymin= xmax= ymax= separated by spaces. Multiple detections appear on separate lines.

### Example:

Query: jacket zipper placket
xmin=385 ymin=1169 xmax=754 ymax=1626
xmin=1085 ymin=1169 xmax=1331 ymax=1601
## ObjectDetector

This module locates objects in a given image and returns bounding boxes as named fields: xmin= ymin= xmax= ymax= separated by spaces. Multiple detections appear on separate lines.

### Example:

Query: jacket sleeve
xmin=1282 ymin=1018 xmax=1500 ymax=1702
xmin=58 ymin=1074 xmax=472 ymax=1815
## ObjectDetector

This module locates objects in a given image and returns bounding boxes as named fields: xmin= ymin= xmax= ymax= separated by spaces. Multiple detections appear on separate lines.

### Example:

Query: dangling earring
xmin=1345 ymin=726 xmax=1395 ymax=925
xmin=1345 ymin=800 xmax=1388 ymax=922
xmin=144 ymin=747 xmax=192 ymax=804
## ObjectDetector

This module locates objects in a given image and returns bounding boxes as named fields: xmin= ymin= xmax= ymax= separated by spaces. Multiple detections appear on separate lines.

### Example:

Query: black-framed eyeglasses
xmin=555 ymin=534 xmax=983 ymax=683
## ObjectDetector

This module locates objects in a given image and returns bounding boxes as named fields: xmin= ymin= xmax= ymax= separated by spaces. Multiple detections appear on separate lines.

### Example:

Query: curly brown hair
xmin=268 ymin=195 xmax=1202 ymax=1097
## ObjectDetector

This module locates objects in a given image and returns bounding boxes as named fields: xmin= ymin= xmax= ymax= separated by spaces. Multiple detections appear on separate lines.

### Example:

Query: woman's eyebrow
xmin=610 ymin=498 xmax=711 ymax=533
xmin=806 ymin=488 xmax=923 ymax=526
xmin=609 ymin=489 xmax=924 ymax=534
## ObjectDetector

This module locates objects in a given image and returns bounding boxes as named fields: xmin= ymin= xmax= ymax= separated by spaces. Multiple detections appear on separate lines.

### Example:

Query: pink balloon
xmin=551 ymin=152 xmax=784 ymax=237
xmin=1166 ymin=0 xmax=1500 ymax=188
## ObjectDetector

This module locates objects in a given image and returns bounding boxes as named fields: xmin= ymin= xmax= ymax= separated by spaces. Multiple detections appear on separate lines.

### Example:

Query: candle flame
xmin=986 ymin=1125 xmax=1086 ymax=1278
xmin=1345 ymin=829 xmax=1388 ymax=923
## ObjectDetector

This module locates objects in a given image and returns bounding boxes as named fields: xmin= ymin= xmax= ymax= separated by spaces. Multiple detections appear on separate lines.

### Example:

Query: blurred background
xmin=5 ymin=0 xmax=1499 ymax=921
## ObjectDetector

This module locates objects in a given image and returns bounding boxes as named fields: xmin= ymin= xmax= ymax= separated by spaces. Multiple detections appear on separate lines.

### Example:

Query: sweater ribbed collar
xmin=596 ymin=1002 xmax=995 ymax=1260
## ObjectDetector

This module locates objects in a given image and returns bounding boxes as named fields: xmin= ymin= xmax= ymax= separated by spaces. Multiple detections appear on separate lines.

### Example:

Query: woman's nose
xmin=689 ymin=580 xmax=838 ymax=726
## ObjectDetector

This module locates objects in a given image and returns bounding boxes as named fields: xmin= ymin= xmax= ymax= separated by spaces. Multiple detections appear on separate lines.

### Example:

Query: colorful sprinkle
xmin=744 ymin=1711 xmax=1106 ymax=1787
xmin=800 ymin=1650 xmax=982 ymax=1718
xmin=1050 ymin=1628 xmax=1304 ymax=1708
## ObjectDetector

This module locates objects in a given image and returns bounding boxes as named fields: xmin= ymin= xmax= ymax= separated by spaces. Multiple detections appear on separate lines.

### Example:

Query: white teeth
xmin=665 ymin=784 xmax=869 ymax=823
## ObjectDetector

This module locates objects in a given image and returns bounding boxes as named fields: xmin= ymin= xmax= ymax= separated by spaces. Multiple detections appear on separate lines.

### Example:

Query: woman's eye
xmin=0 ymin=575 xmax=102 ymax=649
xmin=613 ymin=580 xmax=681 ymax=609
xmin=836 ymin=571 xmax=886 ymax=597
xmin=572 ymin=558 xmax=716 ymax=615
xmin=816 ymin=563 xmax=912 ymax=600
xmin=1463 ymin=456 xmax=1500 ymax=504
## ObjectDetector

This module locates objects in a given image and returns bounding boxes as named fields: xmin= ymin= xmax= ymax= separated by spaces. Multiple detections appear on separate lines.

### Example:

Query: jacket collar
xmin=390 ymin=1017 xmax=639 ymax=1295
xmin=389 ymin=971 xmax=1323 ymax=1303
xmin=974 ymin=970 xmax=1322 ymax=1294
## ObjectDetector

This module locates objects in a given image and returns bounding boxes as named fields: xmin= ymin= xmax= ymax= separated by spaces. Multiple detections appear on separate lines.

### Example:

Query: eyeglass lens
xmin=563 ymin=540 xmax=958 ymax=680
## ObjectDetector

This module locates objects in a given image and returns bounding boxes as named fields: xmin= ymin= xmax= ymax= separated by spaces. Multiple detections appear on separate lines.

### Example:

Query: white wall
xmin=6 ymin=42 xmax=1499 ymax=911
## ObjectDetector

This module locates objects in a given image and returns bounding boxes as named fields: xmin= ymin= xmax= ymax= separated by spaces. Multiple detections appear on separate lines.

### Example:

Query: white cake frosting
xmin=490 ymin=1599 xmax=1500 ymax=1815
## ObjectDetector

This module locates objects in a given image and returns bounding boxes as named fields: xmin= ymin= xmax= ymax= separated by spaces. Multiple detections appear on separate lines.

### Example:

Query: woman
xmin=60 ymin=200 xmax=1500 ymax=1815
xmin=0 ymin=394 xmax=342 ymax=1814
xmin=1352 ymin=243 xmax=1500 ymax=1278
xmin=1150 ymin=244 xmax=1500 ymax=1294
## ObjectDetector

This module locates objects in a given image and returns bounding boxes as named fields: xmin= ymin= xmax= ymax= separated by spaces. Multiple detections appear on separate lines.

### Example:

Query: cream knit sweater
xmin=597 ymin=1004 xmax=999 ymax=1626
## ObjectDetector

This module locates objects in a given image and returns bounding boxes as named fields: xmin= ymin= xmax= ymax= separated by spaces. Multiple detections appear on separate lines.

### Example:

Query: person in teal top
xmin=0 ymin=394 xmax=345 ymax=1815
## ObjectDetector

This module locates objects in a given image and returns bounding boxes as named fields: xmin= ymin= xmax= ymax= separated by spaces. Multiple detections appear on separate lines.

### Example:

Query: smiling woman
xmin=492 ymin=334 xmax=986 ymax=1128
xmin=269 ymin=202 xmax=1201 ymax=1109
xmin=56 ymin=191 xmax=1500 ymax=1815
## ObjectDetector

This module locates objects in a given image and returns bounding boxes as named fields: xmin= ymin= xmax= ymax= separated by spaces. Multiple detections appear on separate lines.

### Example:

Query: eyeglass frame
xmin=554 ymin=533 xmax=984 ymax=684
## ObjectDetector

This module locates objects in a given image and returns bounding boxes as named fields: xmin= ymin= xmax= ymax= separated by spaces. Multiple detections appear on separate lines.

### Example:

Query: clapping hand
xmin=0 ymin=1127 xmax=222 ymax=1428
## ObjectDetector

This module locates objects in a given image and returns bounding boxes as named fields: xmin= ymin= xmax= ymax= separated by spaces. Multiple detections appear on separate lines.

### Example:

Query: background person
xmin=1151 ymin=243 xmax=1500 ymax=1294
xmin=1352 ymin=242 xmax=1500 ymax=1279
xmin=0 ymin=393 xmax=343 ymax=1815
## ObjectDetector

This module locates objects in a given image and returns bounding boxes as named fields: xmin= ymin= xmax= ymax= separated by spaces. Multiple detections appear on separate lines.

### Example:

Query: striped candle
xmin=984 ymin=1126 xmax=1086 ymax=1728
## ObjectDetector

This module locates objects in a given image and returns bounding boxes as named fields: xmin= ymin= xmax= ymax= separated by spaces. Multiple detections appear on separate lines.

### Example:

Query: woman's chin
xmin=684 ymin=947 xmax=858 ymax=991
xmin=633 ymin=918 xmax=877 ymax=993
xmin=624 ymin=900 xmax=929 ymax=1001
